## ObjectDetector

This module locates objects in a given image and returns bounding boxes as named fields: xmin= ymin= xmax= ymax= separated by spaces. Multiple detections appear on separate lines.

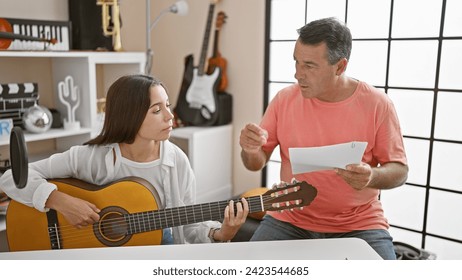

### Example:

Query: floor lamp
xmin=145 ymin=0 xmax=189 ymax=74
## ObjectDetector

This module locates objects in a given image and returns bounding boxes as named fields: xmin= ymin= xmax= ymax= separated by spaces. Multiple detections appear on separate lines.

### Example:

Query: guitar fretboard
xmin=124 ymin=196 xmax=265 ymax=234
xmin=198 ymin=3 xmax=216 ymax=76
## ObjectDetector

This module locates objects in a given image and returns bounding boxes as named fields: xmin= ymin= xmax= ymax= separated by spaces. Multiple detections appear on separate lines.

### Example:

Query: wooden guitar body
xmin=6 ymin=177 xmax=162 ymax=251
xmin=207 ymin=56 xmax=227 ymax=92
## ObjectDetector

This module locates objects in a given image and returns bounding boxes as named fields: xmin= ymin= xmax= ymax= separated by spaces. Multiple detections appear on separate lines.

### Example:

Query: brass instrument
xmin=96 ymin=0 xmax=122 ymax=51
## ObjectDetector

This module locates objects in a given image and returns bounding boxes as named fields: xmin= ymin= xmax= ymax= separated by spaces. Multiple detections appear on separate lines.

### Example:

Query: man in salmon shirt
xmin=239 ymin=17 xmax=408 ymax=260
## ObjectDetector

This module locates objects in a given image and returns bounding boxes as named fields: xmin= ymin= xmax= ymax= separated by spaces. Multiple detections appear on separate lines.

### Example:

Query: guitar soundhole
xmin=93 ymin=206 xmax=131 ymax=247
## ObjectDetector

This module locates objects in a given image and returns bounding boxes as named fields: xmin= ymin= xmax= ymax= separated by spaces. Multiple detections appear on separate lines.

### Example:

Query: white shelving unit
xmin=170 ymin=125 xmax=233 ymax=203
xmin=0 ymin=51 xmax=145 ymax=150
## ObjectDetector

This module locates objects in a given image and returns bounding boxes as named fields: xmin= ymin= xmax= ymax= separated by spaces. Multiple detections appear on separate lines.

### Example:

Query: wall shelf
xmin=0 ymin=127 xmax=93 ymax=146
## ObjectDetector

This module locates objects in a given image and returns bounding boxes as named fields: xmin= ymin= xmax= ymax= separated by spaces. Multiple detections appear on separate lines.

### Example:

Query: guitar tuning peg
xmin=285 ymin=202 xmax=290 ymax=207
xmin=299 ymin=207 xmax=304 ymax=210
xmin=274 ymin=181 xmax=287 ymax=189
xmin=291 ymin=178 xmax=299 ymax=184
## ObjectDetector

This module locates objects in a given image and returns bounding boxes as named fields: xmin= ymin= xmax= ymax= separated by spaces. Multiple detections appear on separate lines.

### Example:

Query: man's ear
xmin=336 ymin=58 xmax=348 ymax=75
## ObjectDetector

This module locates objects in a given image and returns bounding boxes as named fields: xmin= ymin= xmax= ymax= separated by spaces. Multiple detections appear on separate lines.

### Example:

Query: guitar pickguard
xmin=185 ymin=67 xmax=220 ymax=114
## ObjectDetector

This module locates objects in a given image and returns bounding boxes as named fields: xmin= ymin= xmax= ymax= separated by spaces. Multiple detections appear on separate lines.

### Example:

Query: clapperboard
xmin=0 ymin=83 xmax=39 ymax=127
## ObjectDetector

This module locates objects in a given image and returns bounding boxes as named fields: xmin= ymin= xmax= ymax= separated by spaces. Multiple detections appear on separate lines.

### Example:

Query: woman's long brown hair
xmin=85 ymin=74 xmax=167 ymax=145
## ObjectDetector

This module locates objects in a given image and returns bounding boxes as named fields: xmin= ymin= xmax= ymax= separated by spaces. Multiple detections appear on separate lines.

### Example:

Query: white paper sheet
xmin=289 ymin=141 xmax=367 ymax=174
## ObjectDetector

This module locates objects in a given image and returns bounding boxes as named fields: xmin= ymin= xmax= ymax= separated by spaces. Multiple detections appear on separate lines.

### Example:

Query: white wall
xmin=0 ymin=0 xmax=265 ymax=195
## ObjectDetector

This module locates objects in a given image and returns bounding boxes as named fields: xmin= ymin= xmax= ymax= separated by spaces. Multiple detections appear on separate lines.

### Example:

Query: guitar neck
xmin=198 ymin=3 xmax=215 ymax=76
xmin=124 ymin=196 xmax=264 ymax=234
xmin=212 ymin=29 xmax=220 ymax=57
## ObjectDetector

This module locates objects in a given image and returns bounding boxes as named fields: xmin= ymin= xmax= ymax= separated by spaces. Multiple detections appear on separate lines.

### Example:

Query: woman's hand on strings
xmin=46 ymin=190 xmax=100 ymax=228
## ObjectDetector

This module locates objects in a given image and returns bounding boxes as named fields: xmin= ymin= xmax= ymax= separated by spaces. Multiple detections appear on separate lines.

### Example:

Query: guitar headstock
xmin=261 ymin=181 xmax=317 ymax=212
xmin=215 ymin=11 xmax=227 ymax=30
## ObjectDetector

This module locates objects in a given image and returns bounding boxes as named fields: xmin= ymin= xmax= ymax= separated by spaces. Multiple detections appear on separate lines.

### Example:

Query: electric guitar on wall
xmin=174 ymin=0 xmax=221 ymax=126
xmin=6 ymin=177 xmax=318 ymax=251
xmin=207 ymin=11 xmax=228 ymax=92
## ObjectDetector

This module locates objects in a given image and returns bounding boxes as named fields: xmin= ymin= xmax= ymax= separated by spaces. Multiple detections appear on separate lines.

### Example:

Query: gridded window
xmin=265 ymin=0 xmax=462 ymax=259
xmin=388 ymin=40 xmax=439 ymax=88
xmin=439 ymin=40 xmax=462 ymax=89
xmin=348 ymin=41 xmax=388 ymax=86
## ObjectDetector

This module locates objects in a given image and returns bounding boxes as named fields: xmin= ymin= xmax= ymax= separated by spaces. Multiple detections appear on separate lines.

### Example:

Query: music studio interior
xmin=0 ymin=0 xmax=461 ymax=261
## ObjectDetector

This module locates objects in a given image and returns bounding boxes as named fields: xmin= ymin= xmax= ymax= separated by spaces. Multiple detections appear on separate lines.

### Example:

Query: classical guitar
xmin=174 ymin=0 xmax=221 ymax=126
xmin=207 ymin=11 xmax=228 ymax=93
xmin=5 ymin=177 xmax=317 ymax=251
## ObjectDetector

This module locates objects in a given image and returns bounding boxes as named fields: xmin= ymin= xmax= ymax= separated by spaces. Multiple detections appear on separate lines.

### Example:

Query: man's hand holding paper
xmin=289 ymin=141 xmax=368 ymax=174
xmin=289 ymin=141 xmax=371 ymax=190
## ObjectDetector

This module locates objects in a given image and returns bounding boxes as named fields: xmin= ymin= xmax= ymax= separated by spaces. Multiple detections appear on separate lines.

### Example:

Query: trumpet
xmin=96 ymin=0 xmax=122 ymax=51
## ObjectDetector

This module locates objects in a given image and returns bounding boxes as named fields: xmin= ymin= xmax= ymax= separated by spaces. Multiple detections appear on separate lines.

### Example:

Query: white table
xmin=0 ymin=237 xmax=382 ymax=260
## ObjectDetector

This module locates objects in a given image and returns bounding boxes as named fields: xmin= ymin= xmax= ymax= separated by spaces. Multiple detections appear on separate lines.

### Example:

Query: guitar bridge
xmin=46 ymin=210 xmax=62 ymax=249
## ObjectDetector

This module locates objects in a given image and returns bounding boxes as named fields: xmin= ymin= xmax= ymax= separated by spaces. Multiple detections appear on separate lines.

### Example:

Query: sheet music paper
xmin=289 ymin=141 xmax=367 ymax=174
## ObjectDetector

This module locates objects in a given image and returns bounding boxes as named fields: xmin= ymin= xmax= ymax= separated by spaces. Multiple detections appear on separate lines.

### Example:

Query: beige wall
xmin=0 ymin=0 xmax=265 ymax=195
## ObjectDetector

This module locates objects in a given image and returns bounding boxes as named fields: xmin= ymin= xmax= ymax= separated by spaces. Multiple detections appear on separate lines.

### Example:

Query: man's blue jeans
xmin=250 ymin=215 xmax=396 ymax=260
xmin=162 ymin=228 xmax=174 ymax=245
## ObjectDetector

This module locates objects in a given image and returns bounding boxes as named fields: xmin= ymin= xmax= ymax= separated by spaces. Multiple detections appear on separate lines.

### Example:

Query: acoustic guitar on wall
xmin=174 ymin=0 xmax=221 ymax=126
xmin=207 ymin=11 xmax=228 ymax=93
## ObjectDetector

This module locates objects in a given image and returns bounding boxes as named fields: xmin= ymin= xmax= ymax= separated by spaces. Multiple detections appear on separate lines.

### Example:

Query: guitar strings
xmin=44 ymin=193 xmax=300 ymax=247
xmin=48 ymin=193 xmax=295 ymax=238
xmin=49 ymin=193 xmax=294 ymax=238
